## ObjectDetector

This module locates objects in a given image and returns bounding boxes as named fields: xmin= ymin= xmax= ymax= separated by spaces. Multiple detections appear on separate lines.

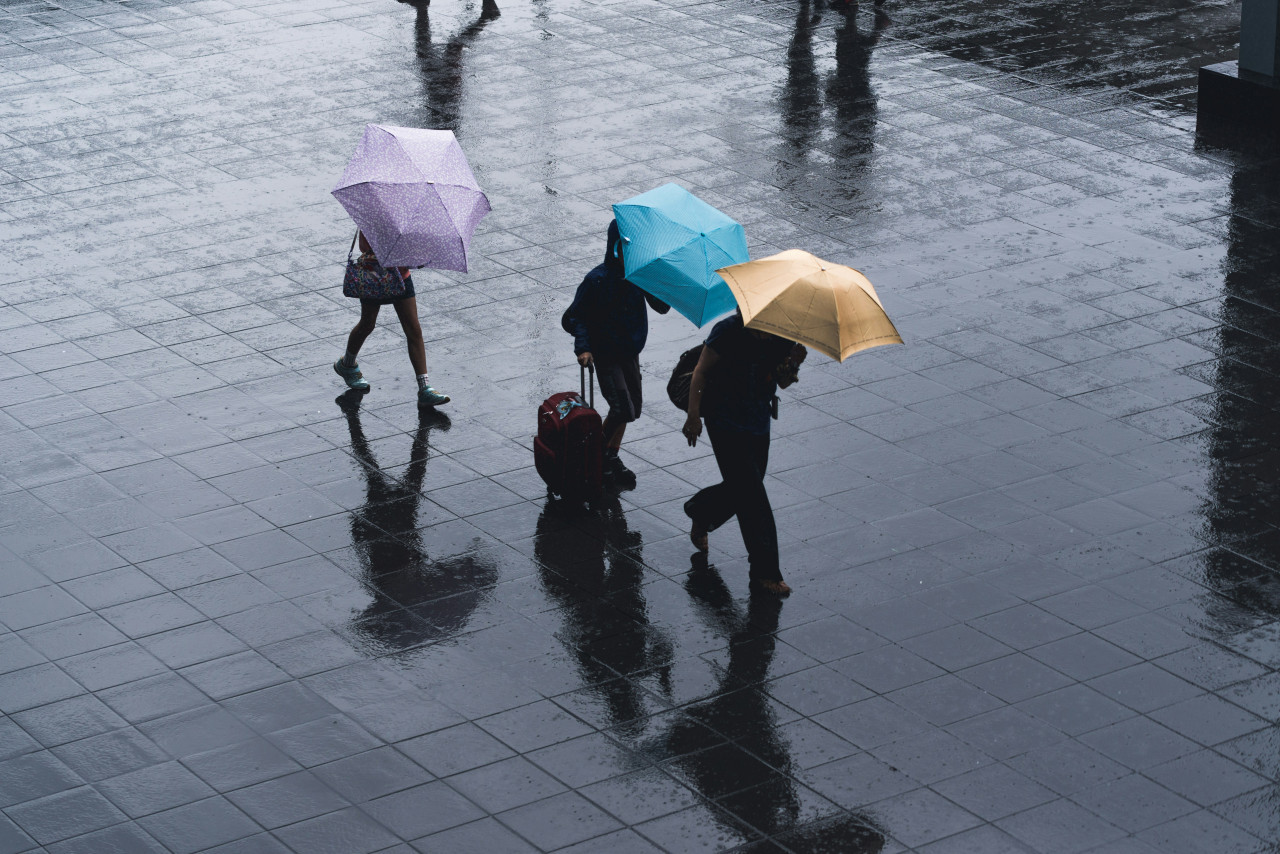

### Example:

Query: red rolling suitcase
xmin=535 ymin=365 xmax=603 ymax=504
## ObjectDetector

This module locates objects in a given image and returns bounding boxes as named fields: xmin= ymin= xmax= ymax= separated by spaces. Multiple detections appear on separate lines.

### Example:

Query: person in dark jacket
xmin=681 ymin=311 xmax=804 ymax=597
xmin=562 ymin=220 xmax=670 ymax=483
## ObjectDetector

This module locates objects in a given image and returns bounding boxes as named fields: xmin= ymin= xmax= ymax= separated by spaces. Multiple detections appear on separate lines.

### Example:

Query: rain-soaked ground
xmin=1 ymin=0 xmax=1278 ymax=849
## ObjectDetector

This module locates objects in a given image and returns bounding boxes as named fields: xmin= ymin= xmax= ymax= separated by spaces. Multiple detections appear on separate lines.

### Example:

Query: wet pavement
xmin=1 ymin=0 xmax=1278 ymax=850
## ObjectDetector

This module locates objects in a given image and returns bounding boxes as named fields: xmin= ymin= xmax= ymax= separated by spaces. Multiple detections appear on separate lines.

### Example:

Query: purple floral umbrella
xmin=331 ymin=124 xmax=491 ymax=272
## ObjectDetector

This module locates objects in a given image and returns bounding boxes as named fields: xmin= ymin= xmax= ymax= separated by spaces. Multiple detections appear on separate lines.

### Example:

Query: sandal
xmin=750 ymin=578 xmax=792 ymax=597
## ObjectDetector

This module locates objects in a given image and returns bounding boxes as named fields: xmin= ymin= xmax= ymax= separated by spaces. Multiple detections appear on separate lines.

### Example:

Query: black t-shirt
xmin=704 ymin=315 xmax=794 ymax=435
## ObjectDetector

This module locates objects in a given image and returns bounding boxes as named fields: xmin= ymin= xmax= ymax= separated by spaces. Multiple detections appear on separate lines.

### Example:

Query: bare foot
xmin=690 ymin=519 xmax=708 ymax=552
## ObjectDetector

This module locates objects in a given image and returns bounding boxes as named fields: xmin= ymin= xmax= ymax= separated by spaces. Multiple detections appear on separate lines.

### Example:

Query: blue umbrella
xmin=612 ymin=183 xmax=749 ymax=327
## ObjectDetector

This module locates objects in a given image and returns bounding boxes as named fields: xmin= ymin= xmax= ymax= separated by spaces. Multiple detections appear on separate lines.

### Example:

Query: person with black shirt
xmin=681 ymin=311 xmax=802 ymax=597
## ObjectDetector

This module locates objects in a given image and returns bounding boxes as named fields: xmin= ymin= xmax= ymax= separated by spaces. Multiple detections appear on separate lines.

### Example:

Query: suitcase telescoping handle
xmin=581 ymin=363 xmax=594 ymax=409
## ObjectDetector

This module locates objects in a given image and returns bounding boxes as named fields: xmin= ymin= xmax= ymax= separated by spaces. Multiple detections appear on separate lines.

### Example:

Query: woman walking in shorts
xmin=334 ymin=231 xmax=450 ymax=408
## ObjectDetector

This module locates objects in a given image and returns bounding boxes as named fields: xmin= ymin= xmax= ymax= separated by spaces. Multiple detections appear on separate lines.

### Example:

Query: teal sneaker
xmin=333 ymin=358 xmax=369 ymax=392
xmin=418 ymin=385 xmax=450 ymax=408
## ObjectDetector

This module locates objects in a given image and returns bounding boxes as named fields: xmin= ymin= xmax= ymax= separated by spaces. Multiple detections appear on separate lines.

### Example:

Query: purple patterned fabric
xmin=331 ymin=125 xmax=491 ymax=272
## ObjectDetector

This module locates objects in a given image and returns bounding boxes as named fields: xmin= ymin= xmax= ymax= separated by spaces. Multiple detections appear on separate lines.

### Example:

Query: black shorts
xmin=595 ymin=356 xmax=643 ymax=422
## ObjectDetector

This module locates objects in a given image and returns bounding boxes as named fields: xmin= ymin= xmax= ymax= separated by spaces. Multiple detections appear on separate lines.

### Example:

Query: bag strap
xmin=348 ymin=229 xmax=359 ymax=262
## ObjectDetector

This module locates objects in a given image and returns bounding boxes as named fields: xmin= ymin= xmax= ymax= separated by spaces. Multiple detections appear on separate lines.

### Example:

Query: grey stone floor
xmin=1 ymin=0 xmax=1278 ymax=851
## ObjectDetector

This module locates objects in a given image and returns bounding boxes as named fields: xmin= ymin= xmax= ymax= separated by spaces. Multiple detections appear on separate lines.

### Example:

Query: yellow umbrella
xmin=716 ymin=249 xmax=903 ymax=362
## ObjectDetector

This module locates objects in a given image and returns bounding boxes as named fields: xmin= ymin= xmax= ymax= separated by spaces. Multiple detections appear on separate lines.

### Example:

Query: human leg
xmin=682 ymin=425 xmax=744 ymax=550
xmin=335 ymin=301 xmax=381 ymax=391
xmin=392 ymin=298 xmax=449 ymax=407
xmin=392 ymin=297 xmax=427 ymax=376
xmin=602 ymin=415 xmax=627 ymax=454
xmin=707 ymin=425 xmax=782 ymax=586
xmin=595 ymin=357 xmax=640 ymax=482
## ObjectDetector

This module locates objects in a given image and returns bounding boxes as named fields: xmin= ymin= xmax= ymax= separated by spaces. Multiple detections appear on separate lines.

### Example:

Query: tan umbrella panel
xmin=717 ymin=249 xmax=903 ymax=362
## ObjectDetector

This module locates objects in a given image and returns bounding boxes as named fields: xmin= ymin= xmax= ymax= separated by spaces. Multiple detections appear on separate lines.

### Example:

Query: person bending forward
xmin=682 ymin=311 xmax=800 ymax=597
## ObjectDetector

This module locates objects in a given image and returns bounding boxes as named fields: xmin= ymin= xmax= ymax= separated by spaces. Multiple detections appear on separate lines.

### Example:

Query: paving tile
xmin=410 ymin=817 xmax=537 ymax=854
xmin=97 ymin=761 xmax=216 ymax=819
xmin=1148 ymin=694 xmax=1270 ymax=747
xmin=311 ymin=747 xmax=430 ymax=804
xmin=271 ymin=806 xmax=400 ymax=854
xmin=4 ymin=786 xmax=126 ymax=846
xmin=998 ymin=798 xmax=1128 ymax=854
xmin=43 ymin=823 xmax=168 ymax=854
xmin=498 ymin=790 xmax=623 ymax=850
xmin=1071 ymin=773 xmax=1197 ymax=833
xmin=1078 ymin=716 xmax=1200 ymax=771
xmin=1147 ymin=749 xmax=1270 ymax=808
xmin=11 ymin=695 xmax=124 ymax=748
xmin=51 ymin=728 xmax=167 ymax=783
xmin=869 ymin=786 xmax=983 ymax=848
xmin=1137 ymin=809 xmax=1267 ymax=854
xmin=932 ymin=761 xmax=1057 ymax=822
xmin=832 ymin=644 xmax=945 ymax=694
xmin=224 ymin=770 xmax=349 ymax=829
xmin=1017 ymin=684 xmax=1136 ymax=736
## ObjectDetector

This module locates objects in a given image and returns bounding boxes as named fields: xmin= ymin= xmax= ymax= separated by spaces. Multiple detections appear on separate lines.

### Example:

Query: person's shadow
xmin=400 ymin=0 xmax=500 ymax=132
xmin=644 ymin=557 xmax=887 ymax=851
xmin=339 ymin=392 xmax=498 ymax=651
xmin=533 ymin=493 xmax=674 ymax=735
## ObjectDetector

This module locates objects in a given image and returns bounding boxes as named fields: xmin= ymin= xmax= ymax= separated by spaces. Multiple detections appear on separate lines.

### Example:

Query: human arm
xmin=643 ymin=292 xmax=671 ymax=315
xmin=682 ymin=345 xmax=721 ymax=447
xmin=562 ymin=279 xmax=594 ymax=361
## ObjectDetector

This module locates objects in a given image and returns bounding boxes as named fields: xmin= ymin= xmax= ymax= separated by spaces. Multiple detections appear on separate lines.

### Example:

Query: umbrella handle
xmin=580 ymin=363 xmax=594 ymax=409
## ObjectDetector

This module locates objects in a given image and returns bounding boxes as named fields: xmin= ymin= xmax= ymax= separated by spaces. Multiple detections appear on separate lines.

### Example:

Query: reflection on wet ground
xmin=1 ymin=0 xmax=1279 ymax=849
xmin=340 ymin=392 xmax=497 ymax=652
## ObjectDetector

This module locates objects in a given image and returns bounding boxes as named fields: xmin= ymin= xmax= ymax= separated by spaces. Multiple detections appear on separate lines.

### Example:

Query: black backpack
xmin=667 ymin=345 xmax=703 ymax=412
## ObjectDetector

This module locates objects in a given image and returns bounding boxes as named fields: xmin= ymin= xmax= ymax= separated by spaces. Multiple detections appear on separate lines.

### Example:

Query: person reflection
xmin=777 ymin=0 xmax=887 ymax=206
xmin=827 ymin=1 xmax=889 ymax=172
xmin=338 ymin=391 xmax=497 ymax=651
xmin=1201 ymin=144 xmax=1280 ymax=622
xmin=533 ymin=494 xmax=673 ymax=735
xmin=401 ymin=0 xmax=500 ymax=132
xmin=780 ymin=0 xmax=823 ymax=164
xmin=649 ymin=558 xmax=886 ymax=851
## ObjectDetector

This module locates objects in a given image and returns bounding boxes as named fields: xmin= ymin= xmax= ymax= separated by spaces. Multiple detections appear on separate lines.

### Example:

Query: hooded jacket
xmin=562 ymin=220 xmax=670 ymax=361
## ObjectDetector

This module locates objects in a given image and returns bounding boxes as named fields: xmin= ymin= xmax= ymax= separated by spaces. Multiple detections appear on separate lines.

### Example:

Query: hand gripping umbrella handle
xmin=580 ymin=363 xmax=594 ymax=409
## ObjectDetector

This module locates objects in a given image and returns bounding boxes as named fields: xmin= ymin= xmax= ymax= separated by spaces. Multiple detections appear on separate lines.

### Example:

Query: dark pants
xmin=685 ymin=423 xmax=781 ymax=582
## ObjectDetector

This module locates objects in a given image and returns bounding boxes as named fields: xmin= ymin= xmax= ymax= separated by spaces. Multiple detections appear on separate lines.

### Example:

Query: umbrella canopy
xmin=612 ymin=183 xmax=749 ymax=327
xmin=332 ymin=124 xmax=490 ymax=271
xmin=716 ymin=250 xmax=903 ymax=362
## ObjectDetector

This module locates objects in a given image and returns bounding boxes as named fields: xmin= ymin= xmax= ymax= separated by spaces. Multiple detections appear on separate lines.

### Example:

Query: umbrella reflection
xmin=644 ymin=557 xmax=886 ymax=850
xmin=403 ymin=0 xmax=500 ymax=132
xmin=339 ymin=392 xmax=497 ymax=651
xmin=533 ymin=495 xmax=674 ymax=735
